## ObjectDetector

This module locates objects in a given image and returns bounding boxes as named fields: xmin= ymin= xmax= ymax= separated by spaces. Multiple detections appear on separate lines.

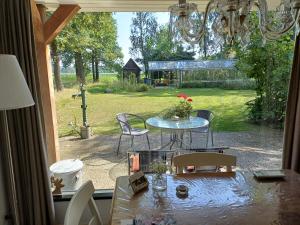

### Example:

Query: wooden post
xmin=30 ymin=1 xmax=80 ymax=165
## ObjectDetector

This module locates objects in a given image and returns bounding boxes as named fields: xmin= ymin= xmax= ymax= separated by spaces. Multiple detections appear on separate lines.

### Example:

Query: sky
xmin=113 ymin=12 xmax=170 ymax=64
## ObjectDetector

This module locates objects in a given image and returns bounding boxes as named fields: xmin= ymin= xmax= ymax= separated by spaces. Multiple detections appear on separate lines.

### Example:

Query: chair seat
xmin=190 ymin=125 xmax=209 ymax=133
xmin=123 ymin=128 xmax=149 ymax=136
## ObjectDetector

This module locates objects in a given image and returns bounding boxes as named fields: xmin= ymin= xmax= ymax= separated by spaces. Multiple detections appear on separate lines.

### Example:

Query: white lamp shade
xmin=0 ymin=55 xmax=35 ymax=110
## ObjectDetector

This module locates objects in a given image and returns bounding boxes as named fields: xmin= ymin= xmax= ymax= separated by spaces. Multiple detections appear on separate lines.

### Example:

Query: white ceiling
xmin=35 ymin=0 xmax=282 ymax=12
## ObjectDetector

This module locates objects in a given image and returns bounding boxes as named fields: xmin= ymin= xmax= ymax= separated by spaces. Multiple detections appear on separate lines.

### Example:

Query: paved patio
xmin=59 ymin=126 xmax=284 ymax=189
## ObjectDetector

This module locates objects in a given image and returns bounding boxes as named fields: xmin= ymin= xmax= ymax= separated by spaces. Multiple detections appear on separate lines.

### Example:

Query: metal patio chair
xmin=190 ymin=110 xmax=214 ymax=148
xmin=116 ymin=113 xmax=150 ymax=155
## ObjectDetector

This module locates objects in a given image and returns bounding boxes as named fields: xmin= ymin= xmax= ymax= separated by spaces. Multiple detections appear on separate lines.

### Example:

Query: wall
xmin=54 ymin=198 xmax=112 ymax=225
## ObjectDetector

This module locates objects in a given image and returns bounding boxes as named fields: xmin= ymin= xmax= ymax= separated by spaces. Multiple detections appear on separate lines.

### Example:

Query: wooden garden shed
xmin=122 ymin=58 xmax=142 ymax=82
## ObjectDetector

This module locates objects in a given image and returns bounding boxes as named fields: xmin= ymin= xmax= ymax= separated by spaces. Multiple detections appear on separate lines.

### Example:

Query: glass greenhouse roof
xmin=148 ymin=60 xmax=236 ymax=71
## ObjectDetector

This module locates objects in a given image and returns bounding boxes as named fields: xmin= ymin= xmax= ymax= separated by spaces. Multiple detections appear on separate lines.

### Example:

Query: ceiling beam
xmin=44 ymin=4 xmax=80 ymax=44
xmin=35 ymin=0 xmax=281 ymax=12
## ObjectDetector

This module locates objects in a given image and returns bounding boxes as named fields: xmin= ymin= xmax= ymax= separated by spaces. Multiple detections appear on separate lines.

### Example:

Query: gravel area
xmin=59 ymin=126 xmax=283 ymax=189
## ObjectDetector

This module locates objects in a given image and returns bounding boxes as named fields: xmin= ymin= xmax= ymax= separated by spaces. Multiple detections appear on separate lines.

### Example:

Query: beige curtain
xmin=0 ymin=0 xmax=55 ymax=225
xmin=283 ymin=34 xmax=300 ymax=173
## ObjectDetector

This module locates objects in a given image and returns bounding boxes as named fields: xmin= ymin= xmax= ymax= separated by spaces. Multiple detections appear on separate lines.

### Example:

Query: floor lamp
xmin=0 ymin=54 xmax=35 ymax=110
xmin=0 ymin=54 xmax=35 ymax=224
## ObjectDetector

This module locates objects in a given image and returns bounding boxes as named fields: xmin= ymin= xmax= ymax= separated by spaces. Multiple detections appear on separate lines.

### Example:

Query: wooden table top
xmin=110 ymin=171 xmax=300 ymax=225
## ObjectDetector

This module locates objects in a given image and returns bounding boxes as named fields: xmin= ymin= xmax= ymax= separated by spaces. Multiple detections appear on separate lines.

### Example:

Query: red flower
xmin=177 ymin=93 xmax=188 ymax=99
xmin=187 ymin=98 xmax=193 ymax=102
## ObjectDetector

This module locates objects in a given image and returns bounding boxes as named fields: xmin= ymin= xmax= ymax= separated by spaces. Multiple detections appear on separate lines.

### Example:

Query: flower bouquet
xmin=161 ymin=93 xmax=193 ymax=120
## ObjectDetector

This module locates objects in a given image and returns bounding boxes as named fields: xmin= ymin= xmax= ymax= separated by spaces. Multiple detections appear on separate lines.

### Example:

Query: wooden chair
xmin=173 ymin=152 xmax=236 ymax=174
xmin=64 ymin=180 xmax=103 ymax=225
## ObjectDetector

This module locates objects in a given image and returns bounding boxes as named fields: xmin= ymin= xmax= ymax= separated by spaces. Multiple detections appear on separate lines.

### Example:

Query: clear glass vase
xmin=152 ymin=174 xmax=167 ymax=191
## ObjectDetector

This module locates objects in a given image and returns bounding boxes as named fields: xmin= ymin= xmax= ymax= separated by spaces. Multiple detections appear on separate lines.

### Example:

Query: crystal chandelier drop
xmin=169 ymin=0 xmax=300 ymax=45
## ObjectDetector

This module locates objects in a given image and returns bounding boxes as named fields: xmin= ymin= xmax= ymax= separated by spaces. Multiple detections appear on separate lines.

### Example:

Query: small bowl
xmin=176 ymin=185 xmax=189 ymax=198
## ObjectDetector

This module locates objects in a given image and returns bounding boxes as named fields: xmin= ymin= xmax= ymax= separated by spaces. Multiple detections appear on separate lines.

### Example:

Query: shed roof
xmin=123 ymin=58 xmax=141 ymax=72
xmin=148 ymin=60 xmax=236 ymax=71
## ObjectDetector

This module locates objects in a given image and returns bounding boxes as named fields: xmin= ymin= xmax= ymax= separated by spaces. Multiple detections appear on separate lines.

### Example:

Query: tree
xmin=149 ymin=25 xmax=195 ymax=61
xmin=130 ymin=12 xmax=158 ymax=77
xmin=56 ymin=12 xmax=123 ymax=84
xmin=236 ymin=14 xmax=294 ymax=126
xmin=50 ymin=39 xmax=63 ymax=91
xmin=198 ymin=12 xmax=222 ymax=59
xmin=87 ymin=13 xmax=123 ymax=82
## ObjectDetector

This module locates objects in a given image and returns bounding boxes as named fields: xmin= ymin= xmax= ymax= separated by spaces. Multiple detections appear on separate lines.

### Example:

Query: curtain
xmin=0 ymin=0 xmax=55 ymax=225
xmin=282 ymin=34 xmax=300 ymax=173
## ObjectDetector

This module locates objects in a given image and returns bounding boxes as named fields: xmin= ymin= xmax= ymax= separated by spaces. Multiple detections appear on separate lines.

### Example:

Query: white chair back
xmin=173 ymin=152 xmax=236 ymax=174
xmin=64 ymin=180 xmax=103 ymax=225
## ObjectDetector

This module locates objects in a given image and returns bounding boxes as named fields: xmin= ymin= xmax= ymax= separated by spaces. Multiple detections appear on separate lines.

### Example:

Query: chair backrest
xmin=64 ymin=180 xmax=103 ymax=225
xmin=116 ymin=113 xmax=131 ymax=133
xmin=173 ymin=152 xmax=236 ymax=174
xmin=195 ymin=110 xmax=214 ymax=122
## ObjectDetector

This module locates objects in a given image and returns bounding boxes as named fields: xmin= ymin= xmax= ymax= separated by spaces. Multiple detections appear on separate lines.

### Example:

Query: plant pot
xmin=152 ymin=174 xmax=167 ymax=191
xmin=80 ymin=126 xmax=92 ymax=139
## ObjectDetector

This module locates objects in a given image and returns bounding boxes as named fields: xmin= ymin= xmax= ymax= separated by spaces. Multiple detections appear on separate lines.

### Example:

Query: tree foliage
xmin=130 ymin=19 xmax=195 ymax=74
xmin=236 ymin=15 xmax=294 ymax=126
xmin=129 ymin=12 xmax=158 ymax=76
xmin=150 ymin=25 xmax=195 ymax=61
xmin=55 ymin=12 xmax=123 ymax=83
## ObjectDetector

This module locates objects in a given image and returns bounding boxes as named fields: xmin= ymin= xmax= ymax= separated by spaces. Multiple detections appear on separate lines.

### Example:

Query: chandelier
xmin=169 ymin=0 xmax=300 ymax=45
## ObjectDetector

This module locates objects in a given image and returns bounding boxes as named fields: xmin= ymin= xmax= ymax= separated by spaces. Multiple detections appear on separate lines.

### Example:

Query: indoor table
xmin=110 ymin=171 xmax=300 ymax=225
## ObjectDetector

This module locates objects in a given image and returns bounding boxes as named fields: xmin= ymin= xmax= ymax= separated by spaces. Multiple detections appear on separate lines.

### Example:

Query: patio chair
xmin=173 ymin=152 xmax=236 ymax=174
xmin=190 ymin=110 xmax=214 ymax=148
xmin=116 ymin=113 xmax=150 ymax=155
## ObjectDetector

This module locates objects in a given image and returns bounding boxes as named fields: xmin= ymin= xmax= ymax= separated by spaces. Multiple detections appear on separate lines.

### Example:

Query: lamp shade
xmin=0 ymin=55 xmax=35 ymax=110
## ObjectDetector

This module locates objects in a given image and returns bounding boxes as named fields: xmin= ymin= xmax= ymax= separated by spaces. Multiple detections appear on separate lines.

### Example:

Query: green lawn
xmin=56 ymin=75 xmax=256 ymax=137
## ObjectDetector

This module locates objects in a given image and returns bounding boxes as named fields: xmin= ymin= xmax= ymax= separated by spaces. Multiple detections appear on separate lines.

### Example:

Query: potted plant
xmin=161 ymin=93 xmax=193 ymax=120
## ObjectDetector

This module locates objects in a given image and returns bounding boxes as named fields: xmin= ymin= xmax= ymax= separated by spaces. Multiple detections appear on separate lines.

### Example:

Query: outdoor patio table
xmin=146 ymin=116 xmax=209 ymax=150
xmin=110 ymin=170 xmax=300 ymax=225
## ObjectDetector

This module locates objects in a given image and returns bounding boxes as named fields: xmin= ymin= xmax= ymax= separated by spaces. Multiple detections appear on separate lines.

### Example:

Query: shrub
xmin=180 ymin=79 xmax=255 ymax=90
xmin=128 ymin=73 xmax=137 ymax=85
xmin=136 ymin=84 xmax=149 ymax=92
xmin=104 ymin=79 xmax=150 ymax=93
xmin=236 ymin=19 xmax=293 ymax=126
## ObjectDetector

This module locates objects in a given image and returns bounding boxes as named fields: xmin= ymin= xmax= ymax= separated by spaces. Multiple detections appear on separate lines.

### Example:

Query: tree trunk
xmin=203 ymin=34 xmax=208 ymax=59
xmin=75 ymin=52 xmax=85 ymax=83
xmin=143 ymin=57 xmax=148 ymax=78
xmin=92 ymin=54 xmax=96 ymax=82
xmin=95 ymin=58 xmax=99 ymax=82
xmin=50 ymin=41 xmax=63 ymax=91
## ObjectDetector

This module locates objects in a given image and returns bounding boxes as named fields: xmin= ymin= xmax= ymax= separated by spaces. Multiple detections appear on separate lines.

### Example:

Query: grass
xmin=56 ymin=74 xmax=256 ymax=137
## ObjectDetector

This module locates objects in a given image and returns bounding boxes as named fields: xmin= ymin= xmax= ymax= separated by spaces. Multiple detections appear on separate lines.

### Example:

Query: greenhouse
xmin=148 ymin=60 xmax=253 ymax=89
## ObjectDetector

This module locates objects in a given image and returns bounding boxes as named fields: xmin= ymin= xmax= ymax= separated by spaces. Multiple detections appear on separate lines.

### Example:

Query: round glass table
xmin=146 ymin=117 xmax=209 ymax=150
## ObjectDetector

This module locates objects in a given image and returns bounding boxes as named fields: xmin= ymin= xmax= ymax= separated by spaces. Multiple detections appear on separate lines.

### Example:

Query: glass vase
xmin=152 ymin=174 xmax=167 ymax=191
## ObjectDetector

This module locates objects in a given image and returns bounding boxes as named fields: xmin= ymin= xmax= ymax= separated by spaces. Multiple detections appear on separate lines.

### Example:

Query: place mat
xmin=253 ymin=170 xmax=285 ymax=180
